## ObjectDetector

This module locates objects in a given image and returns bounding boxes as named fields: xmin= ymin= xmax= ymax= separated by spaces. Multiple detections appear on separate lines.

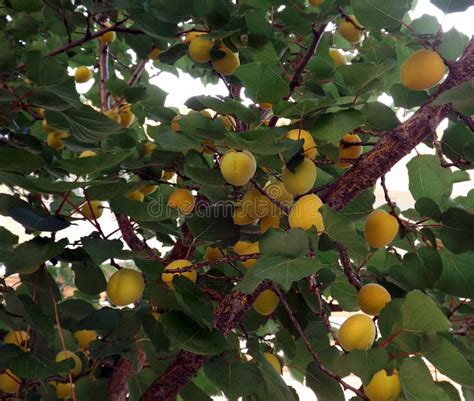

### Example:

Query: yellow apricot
xmin=233 ymin=241 xmax=259 ymax=268
xmin=241 ymin=188 xmax=267 ymax=219
xmin=205 ymin=246 xmax=225 ymax=262
xmin=4 ymin=330 xmax=28 ymax=347
xmin=338 ymin=133 xmax=362 ymax=168
xmin=400 ymin=49 xmax=445 ymax=91
xmin=73 ymin=330 xmax=97 ymax=350
xmin=0 ymin=370 xmax=20 ymax=393
xmin=80 ymin=200 xmax=103 ymax=220
xmin=144 ymin=142 xmax=156 ymax=154
xmin=364 ymin=369 xmax=401 ymax=401
xmin=107 ymin=268 xmax=145 ymax=306
xmin=104 ymin=109 xmax=121 ymax=123
xmin=259 ymin=102 xmax=272 ymax=110
xmin=329 ymin=48 xmax=347 ymax=67
xmin=253 ymin=290 xmax=279 ymax=316
xmin=167 ymin=189 xmax=195 ymax=215
xmin=212 ymin=47 xmax=240 ymax=75
xmin=357 ymin=283 xmax=391 ymax=316
xmin=74 ymin=66 xmax=92 ymax=83
xmin=288 ymin=194 xmax=324 ymax=232
xmin=219 ymin=115 xmax=236 ymax=130
xmin=54 ymin=382 xmax=75 ymax=399
xmin=263 ymin=352 xmax=282 ymax=373
xmin=42 ymin=119 xmax=56 ymax=133
xmin=119 ymin=107 xmax=135 ymax=128
xmin=152 ymin=311 xmax=161 ymax=320
xmin=139 ymin=184 xmax=157 ymax=195
xmin=36 ymin=107 xmax=45 ymax=118
xmin=55 ymin=350 xmax=82 ymax=376
xmin=79 ymin=150 xmax=97 ymax=158
xmin=149 ymin=47 xmax=161 ymax=60
xmin=184 ymin=31 xmax=205 ymax=43
xmin=233 ymin=206 xmax=258 ymax=226
xmin=286 ymin=129 xmax=317 ymax=160
xmin=171 ymin=115 xmax=182 ymax=132
xmin=162 ymin=259 xmax=197 ymax=289
xmin=47 ymin=131 xmax=68 ymax=150
xmin=339 ymin=15 xmax=364 ymax=43
xmin=200 ymin=109 xmax=212 ymax=118
xmin=338 ymin=314 xmax=376 ymax=351
xmin=161 ymin=171 xmax=175 ymax=181
xmin=220 ymin=149 xmax=257 ymax=186
xmin=282 ymin=157 xmax=317 ymax=195
xmin=99 ymin=24 xmax=116 ymax=44
xmin=189 ymin=36 xmax=214 ymax=63
xmin=364 ymin=210 xmax=399 ymax=248
xmin=260 ymin=214 xmax=280 ymax=233
xmin=127 ymin=190 xmax=145 ymax=202
xmin=263 ymin=181 xmax=293 ymax=214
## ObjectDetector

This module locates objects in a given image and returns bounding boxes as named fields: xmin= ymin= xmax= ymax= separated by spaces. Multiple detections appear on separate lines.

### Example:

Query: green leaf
xmin=154 ymin=132 xmax=201 ymax=152
xmin=259 ymin=228 xmax=309 ymax=259
xmin=352 ymin=0 xmax=412 ymax=31
xmin=313 ymin=110 xmax=365 ymax=145
xmin=185 ymin=96 xmax=252 ymax=122
xmin=399 ymin=357 xmax=444 ymax=401
xmin=161 ymin=311 xmax=228 ymax=355
xmin=3 ymin=237 xmax=68 ymax=274
xmin=431 ymin=0 xmax=473 ymax=13
xmin=272 ymin=99 xmax=336 ymax=119
xmin=362 ymin=102 xmax=400 ymax=131
xmin=224 ymin=129 xmax=295 ymax=155
xmin=306 ymin=361 xmax=345 ymax=401
xmin=440 ymin=208 xmax=474 ymax=254
xmin=109 ymin=196 xmax=176 ymax=222
xmin=330 ymin=278 xmax=359 ymax=312
xmin=128 ymin=368 xmax=156 ymax=401
xmin=45 ymin=106 xmax=125 ymax=144
xmin=234 ymin=62 xmax=289 ymax=103
xmin=346 ymin=349 xmax=389 ymax=385
xmin=0 ymin=171 xmax=87 ymax=194
xmin=436 ymin=250 xmax=474 ymax=298
xmin=321 ymin=206 xmax=369 ymax=258
xmin=402 ymin=247 xmax=443 ymax=288
xmin=0 ymin=148 xmax=43 ymax=173
xmin=82 ymin=236 xmax=123 ymax=265
xmin=10 ymin=354 xmax=72 ymax=380
xmin=439 ymin=28 xmax=470 ymax=61
xmin=75 ymin=377 xmax=109 ymax=401
xmin=433 ymin=82 xmax=474 ymax=115
xmin=204 ymin=357 xmax=262 ymax=400
xmin=56 ymin=151 xmax=132 ymax=175
xmin=415 ymin=197 xmax=442 ymax=221
xmin=75 ymin=308 xmax=122 ymax=331
xmin=407 ymin=155 xmax=453 ymax=205
xmin=253 ymin=256 xmax=318 ymax=291
xmin=8 ymin=207 xmax=70 ymax=232
xmin=390 ymin=83 xmax=430 ymax=109
xmin=421 ymin=333 xmax=474 ymax=387
xmin=253 ymin=352 xmax=295 ymax=401
xmin=341 ymin=190 xmax=376 ymax=221
xmin=72 ymin=264 xmax=107 ymax=295
xmin=339 ymin=63 xmax=395 ymax=93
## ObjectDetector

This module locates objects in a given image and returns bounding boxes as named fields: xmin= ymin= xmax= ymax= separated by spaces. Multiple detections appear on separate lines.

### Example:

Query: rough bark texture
xmin=323 ymin=38 xmax=474 ymax=210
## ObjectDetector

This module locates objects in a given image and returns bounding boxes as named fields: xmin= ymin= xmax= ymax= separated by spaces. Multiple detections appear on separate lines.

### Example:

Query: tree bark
xmin=323 ymin=38 xmax=474 ymax=210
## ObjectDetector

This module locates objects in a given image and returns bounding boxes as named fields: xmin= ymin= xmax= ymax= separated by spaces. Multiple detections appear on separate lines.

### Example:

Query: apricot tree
xmin=0 ymin=1 xmax=473 ymax=401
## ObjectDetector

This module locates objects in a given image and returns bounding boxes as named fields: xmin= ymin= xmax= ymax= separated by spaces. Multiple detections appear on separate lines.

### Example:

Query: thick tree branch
xmin=99 ymin=42 xmax=109 ymax=111
xmin=323 ymin=38 xmax=474 ymax=210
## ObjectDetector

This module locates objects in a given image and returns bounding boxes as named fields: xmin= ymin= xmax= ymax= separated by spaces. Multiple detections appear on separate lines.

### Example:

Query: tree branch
xmin=99 ymin=42 xmax=109 ymax=111
xmin=337 ymin=244 xmax=363 ymax=290
xmin=323 ymin=38 xmax=474 ymax=210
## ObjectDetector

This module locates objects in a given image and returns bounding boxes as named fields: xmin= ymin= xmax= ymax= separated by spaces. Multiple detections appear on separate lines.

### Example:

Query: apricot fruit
xmin=74 ymin=66 xmax=92 ymax=83
xmin=189 ymin=36 xmax=213 ymax=63
xmin=263 ymin=181 xmax=293 ymax=214
xmin=205 ymin=246 xmax=225 ymax=262
xmin=0 ymin=370 xmax=20 ymax=393
xmin=233 ymin=241 xmax=259 ymax=268
xmin=338 ymin=314 xmax=376 ymax=351
xmin=286 ymin=129 xmax=317 ymax=160
xmin=144 ymin=142 xmax=156 ymax=154
xmin=99 ymin=24 xmax=116 ymax=44
xmin=119 ymin=105 xmax=135 ymax=128
xmin=79 ymin=150 xmax=97 ymax=158
xmin=36 ymin=107 xmax=45 ymax=118
xmin=288 ymin=194 xmax=324 ymax=232
xmin=329 ymin=48 xmax=346 ymax=67
xmin=127 ymin=190 xmax=145 ymax=202
xmin=47 ymin=131 xmax=68 ymax=150
xmin=139 ymin=184 xmax=157 ymax=195
xmin=364 ymin=210 xmax=399 ymax=248
xmin=161 ymin=171 xmax=175 ymax=181
xmin=233 ymin=206 xmax=258 ymax=226
xmin=55 ymin=350 xmax=82 ymax=375
xmin=184 ymin=31 xmax=205 ymax=43
xmin=104 ymin=109 xmax=121 ymax=123
xmin=263 ymin=352 xmax=282 ymax=373
xmin=309 ymin=0 xmax=325 ymax=5
xmin=253 ymin=290 xmax=279 ymax=316
xmin=4 ymin=330 xmax=28 ymax=347
xmin=400 ymin=49 xmax=445 ymax=91
xmin=219 ymin=115 xmax=236 ymax=130
xmin=73 ymin=330 xmax=97 ymax=350
xmin=171 ymin=115 xmax=182 ymax=132
xmin=241 ymin=188 xmax=267 ymax=219
xmin=357 ymin=283 xmax=391 ymax=316
xmin=364 ymin=369 xmax=401 ymax=401
xmin=149 ymin=47 xmax=161 ymax=60
xmin=220 ymin=149 xmax=257 ymax=186
xmin=167 ymin=189 xmax=195 ymax=215
xmin=42 ymin=119 xmax=57 ymax=133
xmin=81 ymin=200 xmax=103 ymax=220
xmin=162 ymin=259 xmax=197 ymax=289
xmin=212 ymin=47 xmax=240 ymax=75
xmin=54 ymin=382 xmax=75 ymax=399
xmin=107 ymin=268 xmax=145 ymax=306
xmin=259 ymin=102 xmax=272 ymax=110
xmin=282 ymin=157 xmax=317 ymax=195
xmin=339 ymin=15 xmax=364 ymax=43
xmin=260 ymin=214 xmax=280 ymax=233
xmin=338 ymin=133 xmax=362 ymax=168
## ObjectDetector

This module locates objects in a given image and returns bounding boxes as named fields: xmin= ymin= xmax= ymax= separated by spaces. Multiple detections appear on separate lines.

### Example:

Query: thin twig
xmin=164 ymin=253 xmax=260 ymax=273
xmin=337 ymin=244 xmax=363 ymax=290
xmin=99 ymin=42 xmax=109 ymax=111
xmin=250 ymin=178 xmax=290 ymax=214
xmin=432 ymin=131 xmax=471 ymax=168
